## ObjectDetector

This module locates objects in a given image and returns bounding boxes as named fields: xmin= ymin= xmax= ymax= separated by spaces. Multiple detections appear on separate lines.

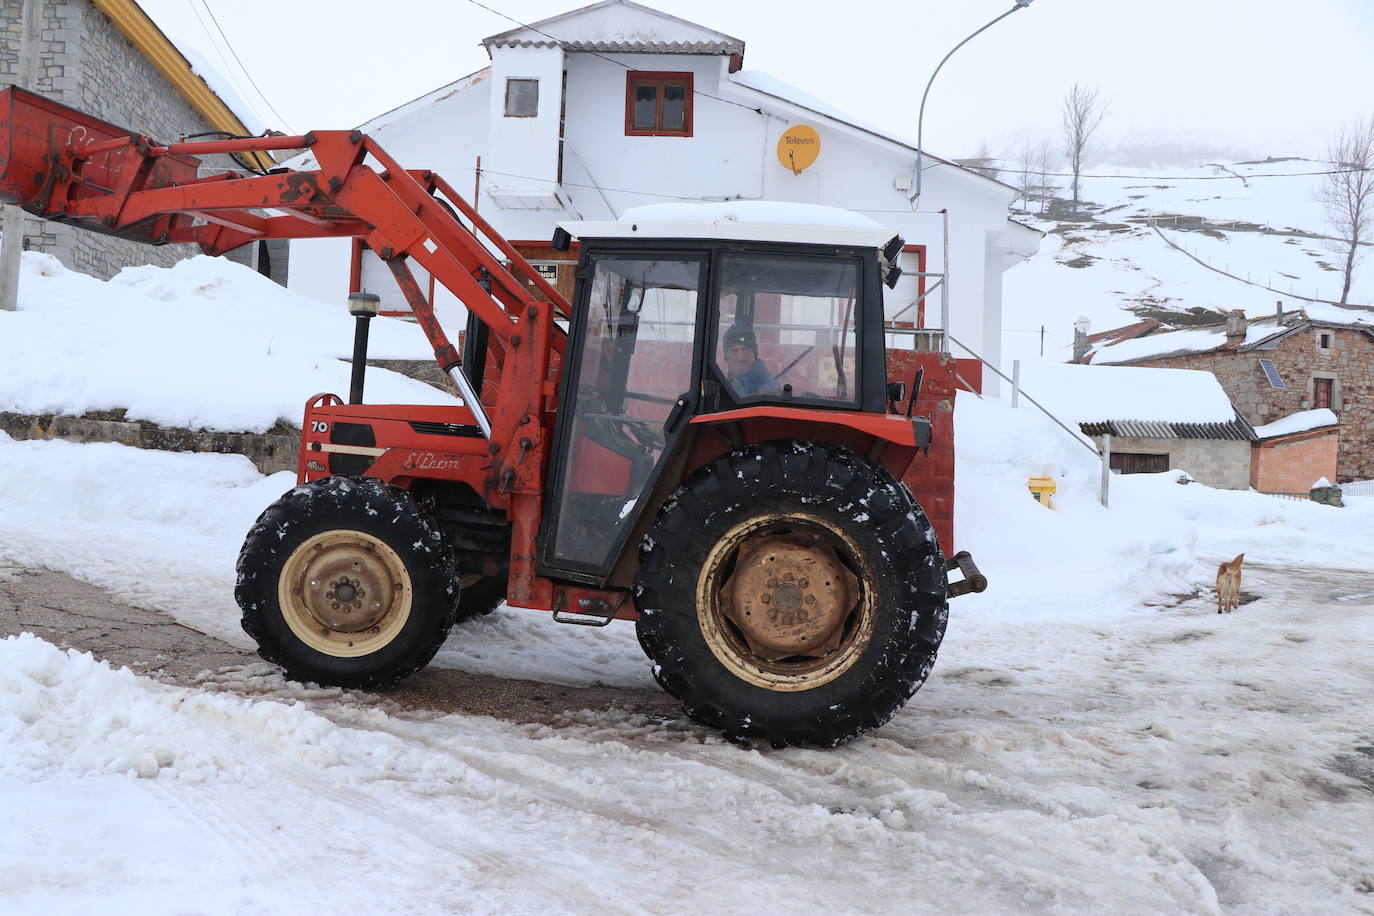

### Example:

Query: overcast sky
xmin=138 ymin=0 xmax=1374 ymax=166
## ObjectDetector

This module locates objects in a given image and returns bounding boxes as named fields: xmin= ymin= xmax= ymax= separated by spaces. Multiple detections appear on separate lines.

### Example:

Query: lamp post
xmin=908 ymin=0 xmax=1036 ymax=204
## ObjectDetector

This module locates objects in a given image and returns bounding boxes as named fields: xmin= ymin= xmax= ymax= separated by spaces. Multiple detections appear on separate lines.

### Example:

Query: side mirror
xmin=886 ymin=381 xmax=906 ymax=413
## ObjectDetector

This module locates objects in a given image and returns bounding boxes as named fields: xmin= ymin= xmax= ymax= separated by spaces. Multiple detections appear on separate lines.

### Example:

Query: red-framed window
xmin=1314 ymin=377 xmax=1334 ymax=409
xmin=625 ymin=71 xmax=693 ymax=137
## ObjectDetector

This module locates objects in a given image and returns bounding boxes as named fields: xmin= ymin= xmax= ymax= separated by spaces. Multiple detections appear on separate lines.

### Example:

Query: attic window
xmin=505 ymin=78 xmax=539 ymax=117
xmin=1318 ymin=332 xmax=1332 ymax=350
xmin=625 ymin=72 xmax=693 ymax=136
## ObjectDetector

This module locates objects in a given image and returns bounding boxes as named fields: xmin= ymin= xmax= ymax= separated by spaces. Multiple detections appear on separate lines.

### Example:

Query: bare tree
xmin=1316 ymin=115 xmax=1374 ymax=304
xmin=1033 ymin=140 xmax=1059 ymax=215
xmin=970 ymin=141 xmax=1003 ymax=183
xmin=1061 ymin=83 xmax=1107 ymax=211
xmin=1014 ymin=140 xmax=1036 ymax=212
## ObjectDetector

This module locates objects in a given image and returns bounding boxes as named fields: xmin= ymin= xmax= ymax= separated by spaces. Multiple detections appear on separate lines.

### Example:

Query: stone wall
xmin=1107 ymin=435 xmax=1253 ymax=490
xmin=0 ymin=409 xmax=299 ymax=475
xmin=1 ymin=0 xmax=251 ymax=279
xmin=1121 ymin=325 xmax=1374 ymax=482
xmin=1251 ymin=428 xmax=1339 ymax=492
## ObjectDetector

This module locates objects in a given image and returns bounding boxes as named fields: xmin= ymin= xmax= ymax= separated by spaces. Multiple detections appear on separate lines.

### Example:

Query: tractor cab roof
xmin=559 ymin=200 xmax=898 ymax=251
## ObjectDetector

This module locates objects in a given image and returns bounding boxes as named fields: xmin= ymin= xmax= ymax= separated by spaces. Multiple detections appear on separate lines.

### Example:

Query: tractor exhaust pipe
xmin=346 ymin=292 xmax=380 ymax=404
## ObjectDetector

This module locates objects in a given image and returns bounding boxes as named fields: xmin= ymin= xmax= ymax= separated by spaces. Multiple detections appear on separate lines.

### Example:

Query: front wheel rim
xmin=278 ymin=530 xmax=413 ymax=658
xmin=697 ymin=513 xmax=876 ymax=692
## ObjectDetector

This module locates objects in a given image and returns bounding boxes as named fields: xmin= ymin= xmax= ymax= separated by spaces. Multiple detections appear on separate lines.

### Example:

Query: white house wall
xmin=286 ymin=44 xmax=1026 ymax=388
xmin=486 ymin=45 xmax=566 ymax=204
xmin=287 ymin=72 xmax=493 ymax=315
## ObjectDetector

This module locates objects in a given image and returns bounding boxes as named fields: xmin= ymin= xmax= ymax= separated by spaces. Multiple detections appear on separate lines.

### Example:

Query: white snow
xmin=170 ymin=42 xmax=267 ymax=136
xmin=3 ymin=399 xmax=1374 ymax=911
xmin=1253 ymin=408 xmax=1339 ymax=440
xmin=1015 ymin=363 xmax=1237 ymax=425
xmin=3 ymin=241 xmax=1374 ymax=912
xmin=1087 ymin=310 xmax=1373 ymax=365
xmin=1002 ymin=159 xmax=1374 ymax=367
xmin=0 ymin=253 xmax=453 ymax=433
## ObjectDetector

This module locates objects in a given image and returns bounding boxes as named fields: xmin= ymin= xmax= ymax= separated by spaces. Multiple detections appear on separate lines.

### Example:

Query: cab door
xmin=539 ymin=252 xmax=705 ymax=581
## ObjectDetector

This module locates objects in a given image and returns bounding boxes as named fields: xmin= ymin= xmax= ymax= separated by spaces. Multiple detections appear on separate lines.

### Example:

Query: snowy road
xmin=4 ymin=557 xmax=1372 ymax=915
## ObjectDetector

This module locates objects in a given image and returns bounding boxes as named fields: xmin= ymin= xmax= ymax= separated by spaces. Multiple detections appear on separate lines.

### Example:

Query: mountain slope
xmin=1000 ymin=158 xmax=1373 ymax=365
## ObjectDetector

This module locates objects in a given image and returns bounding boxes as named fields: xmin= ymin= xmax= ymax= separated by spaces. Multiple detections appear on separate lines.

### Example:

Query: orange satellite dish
xmin=777 ymin=125 xmax=820 ymax=174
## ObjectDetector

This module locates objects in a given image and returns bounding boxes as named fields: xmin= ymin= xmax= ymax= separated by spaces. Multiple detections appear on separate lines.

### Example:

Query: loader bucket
xmin=0 ymin=86 xmax=200 ymax=243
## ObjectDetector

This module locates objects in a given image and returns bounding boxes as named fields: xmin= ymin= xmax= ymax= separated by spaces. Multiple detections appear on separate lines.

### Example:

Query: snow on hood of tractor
xmin=561 ymin=200 xmax=896 ymax=249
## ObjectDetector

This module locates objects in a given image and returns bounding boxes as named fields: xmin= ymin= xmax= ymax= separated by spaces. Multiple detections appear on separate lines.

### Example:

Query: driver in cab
xmin=722 ymin=323 xmax=780 ymax=398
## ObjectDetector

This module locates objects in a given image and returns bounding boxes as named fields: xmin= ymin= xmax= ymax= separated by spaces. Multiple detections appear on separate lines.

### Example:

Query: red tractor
xmin=0 ymin=87 xmax=985 ymax=747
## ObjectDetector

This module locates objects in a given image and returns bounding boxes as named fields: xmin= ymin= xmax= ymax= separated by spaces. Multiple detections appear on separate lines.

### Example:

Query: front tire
xmin=634 ymin=442 xmax=948 ymax=747
xmin=236 ymin=476 xmax=458 ymax=688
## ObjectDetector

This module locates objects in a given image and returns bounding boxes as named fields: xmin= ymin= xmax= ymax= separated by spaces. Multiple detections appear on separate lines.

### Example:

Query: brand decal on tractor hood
xmin=401 ymin=451 xmax=464 ymax=472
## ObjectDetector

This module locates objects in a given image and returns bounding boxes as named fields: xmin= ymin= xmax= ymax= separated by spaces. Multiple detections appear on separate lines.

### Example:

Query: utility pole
xmin=1039 ymin=324 xmax=1045 ymax=357
xmin=1099 ymin=433 xmax=1112 ymax=508
xmin=0 ymin=0 xmax=41 ymax=312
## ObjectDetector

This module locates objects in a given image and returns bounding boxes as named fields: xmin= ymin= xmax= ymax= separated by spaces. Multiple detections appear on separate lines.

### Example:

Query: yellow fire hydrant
xmin=1027 ymin=477 xmax=1057 ymax=508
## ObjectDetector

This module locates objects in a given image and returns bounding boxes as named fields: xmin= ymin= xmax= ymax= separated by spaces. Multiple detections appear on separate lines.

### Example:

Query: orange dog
xmin=1216 ymin=553 xmax=1244 ymax=614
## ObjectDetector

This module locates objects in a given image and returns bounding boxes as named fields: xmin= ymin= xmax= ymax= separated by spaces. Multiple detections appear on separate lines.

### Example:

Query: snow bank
xmin=0 ymin=252 xmax=454 ymax=433
xmin=954 ymin=395 xmax=1196 ymax=622
xmin=1017 ymin=363 xmax=1237 ymax=425
xmin=0 ymin=432 xmax=289 ymax=644
xmin=1254 ymin=407 xmax=1339 ymax=439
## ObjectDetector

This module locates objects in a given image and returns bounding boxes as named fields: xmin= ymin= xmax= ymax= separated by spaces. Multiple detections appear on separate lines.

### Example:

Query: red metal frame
xmin=0 ymin=85 xmax=957 ymax=620
xmin=624 ymin=71 xmax=694 ymax=137
xmin=902 ymin=243 xmax=928 ymax=328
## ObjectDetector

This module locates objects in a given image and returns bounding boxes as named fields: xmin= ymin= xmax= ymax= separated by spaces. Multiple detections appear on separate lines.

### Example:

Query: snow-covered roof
xmin=561 ymin=201 xmax=897 ymax=248
xmin=482 ymin=0 xmax=743 ymax=56
xmin=1019 ymin=364 xmax=1239 ymax=426
xmin=1089 ymin=307 xmax=1374 ymax=364
xmin=1253 ymin=408 xmax=1339 ymax=440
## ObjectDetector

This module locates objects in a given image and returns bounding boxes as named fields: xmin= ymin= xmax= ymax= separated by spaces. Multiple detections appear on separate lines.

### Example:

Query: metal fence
xmin=1341 ymin=480 xmax=1374 ymax=498
xmin=1258 ymin=491 xmax=1314 ymax=502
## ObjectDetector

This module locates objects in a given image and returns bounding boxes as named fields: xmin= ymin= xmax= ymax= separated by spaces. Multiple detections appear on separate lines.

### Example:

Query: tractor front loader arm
xmin=0 ymin=85 xmax=566 ymax=493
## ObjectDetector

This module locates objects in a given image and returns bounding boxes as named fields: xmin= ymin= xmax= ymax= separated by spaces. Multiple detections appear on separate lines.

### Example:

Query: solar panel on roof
xmin=1258 ymin=358 xmax=1286 ymax=389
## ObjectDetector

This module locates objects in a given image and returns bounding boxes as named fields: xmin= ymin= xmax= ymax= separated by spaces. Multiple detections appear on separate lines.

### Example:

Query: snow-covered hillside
xmin=1001 ymin=158 xmax=1374 ymax=365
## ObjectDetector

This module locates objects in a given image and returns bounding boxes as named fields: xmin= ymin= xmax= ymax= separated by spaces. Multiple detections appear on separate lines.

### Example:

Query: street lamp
xmin=909 ymin=0 xmax=1036 ymax=204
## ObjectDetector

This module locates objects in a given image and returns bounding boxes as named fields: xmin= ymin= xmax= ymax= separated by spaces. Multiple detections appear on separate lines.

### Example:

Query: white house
xmin=285 ymin=0 xmax=1040 ymax=392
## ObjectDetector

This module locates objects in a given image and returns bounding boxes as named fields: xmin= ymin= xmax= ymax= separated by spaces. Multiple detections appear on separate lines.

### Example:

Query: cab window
xmin=714 ymin=252 xmax=860 ymax=406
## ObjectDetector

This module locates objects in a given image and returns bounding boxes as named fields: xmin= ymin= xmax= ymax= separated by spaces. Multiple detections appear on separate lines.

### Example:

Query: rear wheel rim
xmin=697 ymin=512 xmax=876 ymax=692
xmin=278 ymin=530 xmax=413 ymax=658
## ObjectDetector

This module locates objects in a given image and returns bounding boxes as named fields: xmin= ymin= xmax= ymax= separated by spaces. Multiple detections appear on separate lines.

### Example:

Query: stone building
xmin=1019 ymin=363 xmax=1256 ymax=490
xmin=1084 ymin=305 xmax=1374 ymax=482
xmin=0 ymin=0 xmax=282 ymax=280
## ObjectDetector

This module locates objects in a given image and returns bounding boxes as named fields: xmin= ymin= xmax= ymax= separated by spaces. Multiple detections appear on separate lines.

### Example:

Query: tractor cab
xmin=539 ymin=203 xmax=904 ymax=585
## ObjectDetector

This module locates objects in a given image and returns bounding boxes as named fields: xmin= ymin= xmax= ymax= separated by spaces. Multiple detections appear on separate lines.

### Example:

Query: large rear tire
xmin=236 ymin=476 xmax=458 ymax=688
xmin=634 ymin=442 xmax=948 ymax=747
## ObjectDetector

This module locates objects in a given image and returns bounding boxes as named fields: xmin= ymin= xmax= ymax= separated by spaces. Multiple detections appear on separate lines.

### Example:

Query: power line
xmin=183 ymin=0 xmax=267 ymax=129
xmin=461 ymin=0 xmax=767 ymax=118
xmin=194 ymin=0 xmax=298 ymax=133
xmin=972 ymin=160 xmax=1371 ymax=181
